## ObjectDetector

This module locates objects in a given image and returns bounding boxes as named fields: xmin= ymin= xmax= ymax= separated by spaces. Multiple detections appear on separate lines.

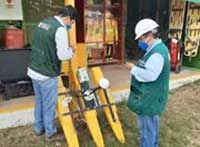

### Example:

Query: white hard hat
xmin=135 ymin=18 xmax=159 ymax=40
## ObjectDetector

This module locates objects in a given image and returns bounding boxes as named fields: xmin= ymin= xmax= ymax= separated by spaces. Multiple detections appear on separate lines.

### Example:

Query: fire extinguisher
xmin=167 ymin=37 xmax=184 ymax=73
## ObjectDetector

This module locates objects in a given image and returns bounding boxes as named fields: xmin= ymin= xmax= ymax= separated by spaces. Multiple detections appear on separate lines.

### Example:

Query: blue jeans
xmin=137 ymin=115 xmax=159 ymax=147
xmin=32 ymin=77 xmax=58 ymax=137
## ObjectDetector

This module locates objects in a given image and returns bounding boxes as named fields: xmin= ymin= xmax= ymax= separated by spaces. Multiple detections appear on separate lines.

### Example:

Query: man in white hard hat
xmin=126 ymin=18 xmax=170 ymax=147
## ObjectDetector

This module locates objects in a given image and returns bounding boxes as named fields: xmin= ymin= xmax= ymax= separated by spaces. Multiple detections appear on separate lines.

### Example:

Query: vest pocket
xmin=130 ymin=85 xmax=142 ymax=100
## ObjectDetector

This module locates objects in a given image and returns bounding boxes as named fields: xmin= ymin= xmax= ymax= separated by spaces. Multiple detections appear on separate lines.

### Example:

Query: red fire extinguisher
xmin=168 ymin=37 xmax=184 ymax=73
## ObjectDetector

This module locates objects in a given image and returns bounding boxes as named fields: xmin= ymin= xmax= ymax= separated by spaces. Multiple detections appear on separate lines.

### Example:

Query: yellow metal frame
xmin=56 ymin=1 xmax=125 ymax=146
xmin=91 ymin=67 xmax=125 ymax=143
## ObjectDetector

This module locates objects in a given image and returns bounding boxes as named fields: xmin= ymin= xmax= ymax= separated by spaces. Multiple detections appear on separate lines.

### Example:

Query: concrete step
xmin=1 ymin=65 xmax=200 ymax=129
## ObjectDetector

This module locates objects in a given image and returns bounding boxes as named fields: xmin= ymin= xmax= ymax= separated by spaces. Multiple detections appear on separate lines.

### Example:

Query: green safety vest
xmin=29 ymin=17 xmax=63 ymax=77
xmin=127 ymin=42 xmax=170 ymax=116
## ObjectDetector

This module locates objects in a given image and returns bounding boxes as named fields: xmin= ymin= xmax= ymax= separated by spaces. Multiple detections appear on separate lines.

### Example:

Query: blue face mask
xmin=66 ymin=24 xmax=72 ymax=30
xmin=138 ymin=40 xmax=149 ymax=52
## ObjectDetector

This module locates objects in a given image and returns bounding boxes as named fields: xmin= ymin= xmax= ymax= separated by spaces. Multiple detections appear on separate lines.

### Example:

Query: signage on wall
xmin=5 ymin=0 xmax=14 ymax=8
xmin=0 ymin=0 xmax=23 ymax=20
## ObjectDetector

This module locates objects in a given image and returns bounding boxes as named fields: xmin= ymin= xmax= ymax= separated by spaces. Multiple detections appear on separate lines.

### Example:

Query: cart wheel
xmin=175 ymin=64 xmax=181 ymax=73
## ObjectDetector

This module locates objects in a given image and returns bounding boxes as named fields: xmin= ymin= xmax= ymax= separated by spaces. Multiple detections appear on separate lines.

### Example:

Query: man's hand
xmin=125 ymin=62 xmax=135 ymax=70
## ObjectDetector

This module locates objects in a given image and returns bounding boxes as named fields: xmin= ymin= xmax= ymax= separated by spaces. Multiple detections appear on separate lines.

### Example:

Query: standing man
xmin=27 ymin=5 xmax=79 ymax=139
xmin=126 ymin=18 xmax=170 ymax=147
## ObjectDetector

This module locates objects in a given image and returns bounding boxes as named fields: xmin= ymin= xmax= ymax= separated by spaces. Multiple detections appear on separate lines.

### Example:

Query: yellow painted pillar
xmin=57 ymin=77 xmax=79 ymax=147
xmin=60 ymin=1 xmax=104 ymax=147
